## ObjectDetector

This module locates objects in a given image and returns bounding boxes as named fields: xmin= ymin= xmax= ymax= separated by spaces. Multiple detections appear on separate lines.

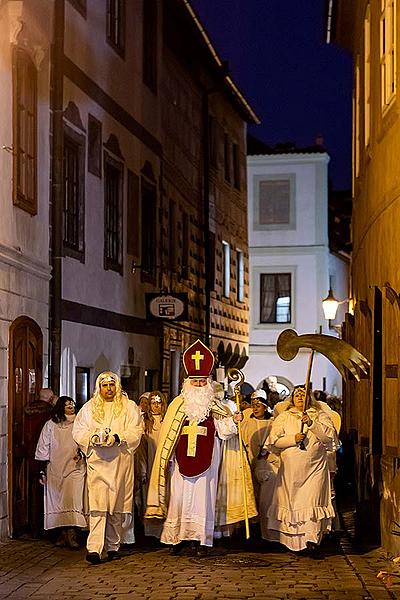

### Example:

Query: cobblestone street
xmin=0 ymin=532 xmax=398 ymax=600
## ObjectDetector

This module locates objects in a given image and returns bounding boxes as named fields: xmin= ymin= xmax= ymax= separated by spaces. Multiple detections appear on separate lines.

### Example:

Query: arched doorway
xmin=8 ymin=316 xmax=43 ymax=537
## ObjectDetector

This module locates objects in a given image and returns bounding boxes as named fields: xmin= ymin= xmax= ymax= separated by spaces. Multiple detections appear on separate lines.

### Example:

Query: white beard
xmin=181 ymin=379 xmax=214 ymax=423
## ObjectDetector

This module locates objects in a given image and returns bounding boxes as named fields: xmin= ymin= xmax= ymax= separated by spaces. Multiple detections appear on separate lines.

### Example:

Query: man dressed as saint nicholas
xmin=145 ymin=339 xmax=256 ymax=557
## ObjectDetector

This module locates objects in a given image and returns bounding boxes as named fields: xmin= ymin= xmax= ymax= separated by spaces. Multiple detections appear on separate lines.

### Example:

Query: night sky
xmin=191 ymin=0 xmax=352 ymax=190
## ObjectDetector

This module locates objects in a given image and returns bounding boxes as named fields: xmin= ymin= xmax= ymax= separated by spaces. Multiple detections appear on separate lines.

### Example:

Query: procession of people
xmin=34 ymin=338 xmax=343 ymax=564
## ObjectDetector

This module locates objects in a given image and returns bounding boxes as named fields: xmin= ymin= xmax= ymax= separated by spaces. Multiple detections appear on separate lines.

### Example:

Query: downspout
xmin=49 ymin=0 xmax=65 ymax=394
xmin=202 ymin=92 xmax=211 ymax=345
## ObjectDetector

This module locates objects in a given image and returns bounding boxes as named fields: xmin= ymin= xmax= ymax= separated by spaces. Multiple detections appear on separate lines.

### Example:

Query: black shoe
xmin=169 ymin=542 xmax=184 ymax=555
xmin=107 ymin=551 xmax=120 ymax=561
xmin=86 ymin=552 xmax=101 ymax=565
xmin=306 ymin=541 xmax=321 ymax=559
xmin=196 ymin=545 xmax=208 ymax=558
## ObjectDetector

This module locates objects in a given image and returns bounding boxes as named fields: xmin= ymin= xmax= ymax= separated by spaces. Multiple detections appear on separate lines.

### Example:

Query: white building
xmin=244 ymin=143 xmax=349 ymax=397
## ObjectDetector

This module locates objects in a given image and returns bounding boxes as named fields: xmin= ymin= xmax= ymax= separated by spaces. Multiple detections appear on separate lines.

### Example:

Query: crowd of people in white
xmin=34 ymin=339 xmax=341 ymax=564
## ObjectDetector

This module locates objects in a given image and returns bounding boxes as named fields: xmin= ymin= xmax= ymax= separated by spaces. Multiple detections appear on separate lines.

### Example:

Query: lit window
xmin=237 ymin=249 xmax=244 ymax=303
xmin=380 ymin=0 xmax=396 ymax=109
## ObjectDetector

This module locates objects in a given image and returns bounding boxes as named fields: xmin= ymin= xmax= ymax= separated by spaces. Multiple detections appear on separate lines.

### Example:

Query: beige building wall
xmin=335 ymin=0 xmax=400 ymax=552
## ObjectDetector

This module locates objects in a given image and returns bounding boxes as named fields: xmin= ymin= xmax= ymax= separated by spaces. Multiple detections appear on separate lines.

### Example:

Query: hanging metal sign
xmin=145 ymin=293 xmax=188 ymax=321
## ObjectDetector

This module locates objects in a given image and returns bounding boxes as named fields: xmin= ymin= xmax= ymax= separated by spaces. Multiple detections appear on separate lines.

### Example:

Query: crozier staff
xmin=73 ymin=371 xmax=143 ymax=564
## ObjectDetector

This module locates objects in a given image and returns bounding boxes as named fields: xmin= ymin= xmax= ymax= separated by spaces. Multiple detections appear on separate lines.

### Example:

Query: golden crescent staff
xmin=227 ymin=367 xmax=250 ymax=539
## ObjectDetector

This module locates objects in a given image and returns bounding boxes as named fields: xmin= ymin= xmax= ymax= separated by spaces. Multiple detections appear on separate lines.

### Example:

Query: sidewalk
xmin=0 ymin=532 xmax=398 ymax=600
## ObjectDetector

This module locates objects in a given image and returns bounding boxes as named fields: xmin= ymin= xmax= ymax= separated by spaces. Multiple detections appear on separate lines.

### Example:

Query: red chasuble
xmin=175 ymin=415 xmax=216 ymax=477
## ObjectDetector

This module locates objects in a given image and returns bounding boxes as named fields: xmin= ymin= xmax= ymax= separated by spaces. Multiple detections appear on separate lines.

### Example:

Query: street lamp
xmin=322 ymin=288 xmax=340 ymax=320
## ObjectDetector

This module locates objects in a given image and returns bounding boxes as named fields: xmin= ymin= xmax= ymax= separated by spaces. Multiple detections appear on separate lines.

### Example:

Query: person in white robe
xmin=142 ymin=391 xmax=167 ymax=538
xmin=73 ymin=371 xmax=143 ymax=564
xmin=145 ymin=339 xmax=244 ymax=558
xmin=263 ymin=385 xmax=338 ymax=553
xmin=35 ymin=395 xmax=86 ymax=548
xmin=241 ymin=389 xmax=279 ymax=539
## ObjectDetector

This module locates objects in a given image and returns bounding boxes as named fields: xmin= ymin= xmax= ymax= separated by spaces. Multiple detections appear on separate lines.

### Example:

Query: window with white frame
xmin=254 ymin=174 xmax=295 ymax=230
xmin=222 ymin=241 xmax=230 ymax=298
xmin=364 ymin=4 xmax=371 ymax=146
xmin=236 ymin=249 xmax=244 ymax=303
xmin=380 ymin=0 xmax=396 ymax=109
xmin=260 ymin=273 xmax=291 ymax=324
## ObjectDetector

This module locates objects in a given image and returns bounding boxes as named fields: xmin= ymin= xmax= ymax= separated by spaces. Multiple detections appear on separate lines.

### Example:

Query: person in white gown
xmin=35 ymin=396 xmax=86 ymax=548
xmin=241 ymin=390 xmax=279 ymax=538
xmin=263 ymin=385 xmax=338 ymax=553
xmin=73 ymin=371 xmax=143 ymax=564
xmin=142 ymin=391 xmax=167 ymax=538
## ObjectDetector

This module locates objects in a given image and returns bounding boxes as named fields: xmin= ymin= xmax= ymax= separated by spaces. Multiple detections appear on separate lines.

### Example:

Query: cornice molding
xmin=0 ymin=242 xmax=51 ymax=281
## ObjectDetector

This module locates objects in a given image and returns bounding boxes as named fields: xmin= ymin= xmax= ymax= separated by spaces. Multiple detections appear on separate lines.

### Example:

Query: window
xmin=237 ymin=249 xmax=244 ymax=303
xmin=141 ymin=177 xmax=157 ymax=281
xmin=63 ymin=128 xmax=85 ymax=260
xmin=143 ymin=0 xmax=157 ymax=92
xmin=75 ymin=367 xmax=90 ymax=409
xmin=104 ymin=154 xmax=123 ymax=273
xmin=232 ymin=143 xmax=241 ymax=189
xmin=224 ymin=134 xmax=231 ymax=183
xmin=380 ymin=0 xmax=396 ymax=109
xmin=260 ymin=273 xmax=291 ymax=324
xmin=208 ymin=116 xmax=218 ymax=167
xmin=364 ymin=5 xmax=371 ymax=146
xmin=88 ymin=115 xmax=102 ymax=177
xmin=208 ymin=231 xmax=216 ymax=291
xmin=13 ymin=48 xmax=37 ymax=215
xmin=181 ymin=211 xmax=189 ymax=279
xmin=169 ymin=200 xmax=177 ymax=273
xmin=127 ymin=170 xmax=140 ymax=257
xmin=259 ymin=180 xmax=290 ymax=225
xmin=355 ymin=58 xmax=361 ymax=177
xmin=106 ymin=0 xmax=125 ymax=55
xmin=222 ymin=241 xmax=230 ymax=298
xmin=254 ymin=175 xmax=295 ymax=230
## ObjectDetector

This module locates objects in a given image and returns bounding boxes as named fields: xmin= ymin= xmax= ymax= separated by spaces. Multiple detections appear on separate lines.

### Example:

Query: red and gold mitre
xmin=182 ymin=339 xmax=215 ymax=378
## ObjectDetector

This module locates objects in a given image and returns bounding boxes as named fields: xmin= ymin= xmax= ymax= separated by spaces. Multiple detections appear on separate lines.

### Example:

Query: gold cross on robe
xmin=191 ymin=350 xmax=204 ymax=370
xmin=181 ymin=421 xmax=208 ymax=457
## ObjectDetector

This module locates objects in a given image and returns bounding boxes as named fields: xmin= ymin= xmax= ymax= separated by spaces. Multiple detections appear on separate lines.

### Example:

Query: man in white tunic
xmin=145 ymin=339 xmax=242 ymax=557
xmin=73 ymin=371 xmax=143 ymax=564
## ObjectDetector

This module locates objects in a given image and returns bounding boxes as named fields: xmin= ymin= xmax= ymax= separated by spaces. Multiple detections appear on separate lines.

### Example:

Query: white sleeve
xmin=72 ymin=405 xmax=94 ymax=455
xmin=115 ymin=401 xmax=143 ymax=452
xmin=35 ymin=420 xmax=52 ymax=461
xmin=214 ymin=416 xmax=237 ymax=440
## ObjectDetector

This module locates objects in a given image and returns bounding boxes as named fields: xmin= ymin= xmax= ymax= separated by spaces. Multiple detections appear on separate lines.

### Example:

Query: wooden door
xmin=8 ymin=316 xmax=42 ymax=537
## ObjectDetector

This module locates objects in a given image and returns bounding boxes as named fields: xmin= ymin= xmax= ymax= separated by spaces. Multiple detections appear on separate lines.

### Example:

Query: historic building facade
xmin=244 ymin=140 xmax=348 ymax=395
xmin=0 ymin=0 xmax=256 ymax=538
xmin=0 ymin=1 xmax=53 ymax=538
xmin=331 ymin=0 xmax=400 ymax=551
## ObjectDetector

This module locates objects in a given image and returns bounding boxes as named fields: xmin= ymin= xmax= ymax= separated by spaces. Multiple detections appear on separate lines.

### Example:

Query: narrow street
xmin=0 ymin=529 xmax=397 ymax=600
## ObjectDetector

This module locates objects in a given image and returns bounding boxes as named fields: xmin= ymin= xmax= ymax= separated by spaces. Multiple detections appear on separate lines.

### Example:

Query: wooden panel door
xmin=9 ymin=317 xmax=42 ymax=537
